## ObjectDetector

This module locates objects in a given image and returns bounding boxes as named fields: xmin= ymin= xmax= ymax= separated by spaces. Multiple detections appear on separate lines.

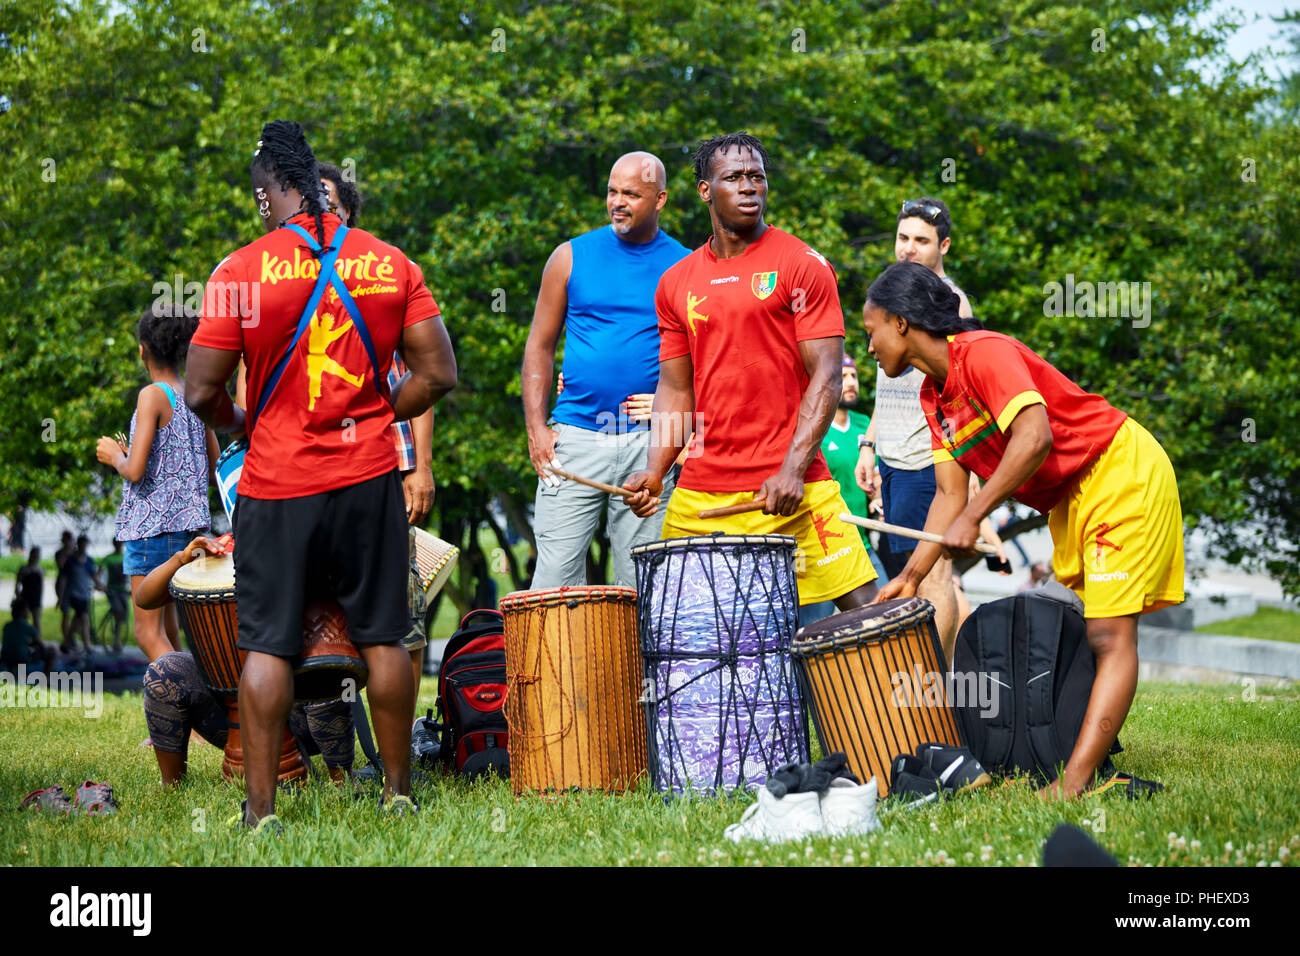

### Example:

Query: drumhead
xmin=500 ymin=585 xmax=638 ymax=610
xmin=630 ymin=534 xmax=798 ymax=556
xmin=169 ymin=552 xmax=236 ymax=600
xmin=791 ymin=597 xmax=934 ymax=655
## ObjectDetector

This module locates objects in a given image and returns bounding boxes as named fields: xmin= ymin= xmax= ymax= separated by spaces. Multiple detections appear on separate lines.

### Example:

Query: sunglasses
xmin=900 ymin=200 xmax=943 ymax=222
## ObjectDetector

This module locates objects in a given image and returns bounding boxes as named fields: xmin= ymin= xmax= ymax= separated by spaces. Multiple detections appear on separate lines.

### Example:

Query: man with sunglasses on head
xmin=856 ymin=198 xmax=971 ymax=663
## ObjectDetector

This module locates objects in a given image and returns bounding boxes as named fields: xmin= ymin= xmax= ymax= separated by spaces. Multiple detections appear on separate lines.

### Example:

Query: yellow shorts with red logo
xmin=1048 ymin=418 xmax=1185 ymax=619
xmin=661 ymin=480 xmax=877 ymax=606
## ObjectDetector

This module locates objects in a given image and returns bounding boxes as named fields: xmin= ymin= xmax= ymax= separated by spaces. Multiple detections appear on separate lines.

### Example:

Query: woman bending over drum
xmin=865 ymin=263 xmax=1184 ymax=800
xmin=135 ymin=537 xmax=354 ymax=787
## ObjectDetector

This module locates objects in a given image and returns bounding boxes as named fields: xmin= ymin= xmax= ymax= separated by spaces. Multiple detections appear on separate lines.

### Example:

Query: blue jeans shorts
xmin=123 ymin=530 xmax=204 ymax=577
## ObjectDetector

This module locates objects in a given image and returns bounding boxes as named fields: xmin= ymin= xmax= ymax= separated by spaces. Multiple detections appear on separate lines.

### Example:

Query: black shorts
xmin=233 ymin=470 xmax=409 ymax=658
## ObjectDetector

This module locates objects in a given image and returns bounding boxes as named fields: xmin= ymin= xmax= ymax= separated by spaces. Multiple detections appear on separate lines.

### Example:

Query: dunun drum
xmin=295 ymin=600 xmax=369 ymax=703
xmin=631 ymin=535 xmax=808 ymax=795
xmin=792 ymin=597 xmax=963 ymax=798
xmin=169 ymin=552 xmax=304 ymax=783
xmin=500 ymin=586 xmax=647 ymax=795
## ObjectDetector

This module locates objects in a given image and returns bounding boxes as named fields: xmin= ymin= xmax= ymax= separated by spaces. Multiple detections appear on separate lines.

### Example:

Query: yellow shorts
xmin=662 ymin=480 xmax=877 ymax=606
xmin=1048 ymin=418 xmax=1185 ymax=618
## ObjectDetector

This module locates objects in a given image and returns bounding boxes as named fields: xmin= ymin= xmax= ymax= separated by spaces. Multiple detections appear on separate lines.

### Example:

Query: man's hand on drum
xmin=527 ymin=424 xmax=563 ymax=488
xmin=403 ymin=466 xmax=435 ymax=526
xmin=623 ymin=471 xmax=663 ymax=518
xmin=758 ymin=466 xmax=804 ymax=517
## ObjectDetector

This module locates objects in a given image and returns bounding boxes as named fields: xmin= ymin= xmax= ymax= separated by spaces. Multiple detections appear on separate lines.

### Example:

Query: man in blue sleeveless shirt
xmin=522 ymin=152 xmax=690 ymax=588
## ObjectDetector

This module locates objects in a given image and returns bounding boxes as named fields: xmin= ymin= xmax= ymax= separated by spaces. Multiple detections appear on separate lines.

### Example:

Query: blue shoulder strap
xmin=155 ymin=382 xmax=178 ymax=411
xmin=250 ymin=224 xmax=348 ymax=430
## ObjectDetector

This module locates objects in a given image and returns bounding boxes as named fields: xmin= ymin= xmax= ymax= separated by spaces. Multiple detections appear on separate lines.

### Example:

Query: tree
xmin=1 ymin=0 xmax=1297 ymax=602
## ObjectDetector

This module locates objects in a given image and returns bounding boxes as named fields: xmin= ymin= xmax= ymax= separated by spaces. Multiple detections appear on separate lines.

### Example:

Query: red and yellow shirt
xmin=657 ymin=226 xmax=843 ymax=492
xmin=920 ymin=331 xmax=1127 ymax=514
xmin=193 ymin=213 xmax=440 ymax=499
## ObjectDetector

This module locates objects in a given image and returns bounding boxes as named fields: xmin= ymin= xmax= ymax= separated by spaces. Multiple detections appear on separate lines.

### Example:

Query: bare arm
xmin=759 ymin=335 xmax=843 ymax=516
xmin=135 ymin=536 xmax=227 ymax=610
xmin=520 ymin=242 xmax=572 ymax=480
xmin=186 ymin=346 xmax=246 ymax=435
xmin=941 ymin=404 xmax=1052 ymax=553
xmin=875 ymin=456 xmax=971 ymax=600
xmin=391 ymin=315 xmax=457 ymax=421
xmin=623 ymin=353 xmax=694 ymax=517
xmin=205 ymin=427 xmax=220 ymax=487
xmin=95 ymin=385 xmax=169 ymax=484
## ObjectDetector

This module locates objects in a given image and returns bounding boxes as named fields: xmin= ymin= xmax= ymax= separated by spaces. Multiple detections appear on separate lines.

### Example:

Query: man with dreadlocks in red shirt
xmin=187 ymin=120 xmax=457 ymax=829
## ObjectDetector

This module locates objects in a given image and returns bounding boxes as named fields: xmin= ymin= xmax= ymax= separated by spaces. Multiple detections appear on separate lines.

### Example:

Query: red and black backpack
xmin=419 ymin=609 xmax=510 ymax=780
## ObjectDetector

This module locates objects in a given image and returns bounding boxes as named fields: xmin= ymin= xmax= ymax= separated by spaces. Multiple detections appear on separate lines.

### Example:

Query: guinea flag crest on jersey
xmin=751 ymin=271 xmax=777 ymax=300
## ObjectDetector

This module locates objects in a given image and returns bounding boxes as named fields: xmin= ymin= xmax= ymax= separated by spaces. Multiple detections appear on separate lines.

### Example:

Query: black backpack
xmin=414 ymin=609 xmax=510 ymax=781
xmin=951 ymin=586 xmax=1117 ymax=784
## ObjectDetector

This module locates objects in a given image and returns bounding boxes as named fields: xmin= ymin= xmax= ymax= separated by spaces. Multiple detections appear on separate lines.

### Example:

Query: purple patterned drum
xmin=631 ymin=534 xmax=808 ymax=795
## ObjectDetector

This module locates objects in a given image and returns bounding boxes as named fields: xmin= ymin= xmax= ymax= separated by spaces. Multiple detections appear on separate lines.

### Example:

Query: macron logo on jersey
xmin=806 ymin=249 xmax=829 ymax=268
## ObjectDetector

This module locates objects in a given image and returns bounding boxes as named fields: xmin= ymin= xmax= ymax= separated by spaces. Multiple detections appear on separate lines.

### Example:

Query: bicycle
xmin=94 ymin=590 xmax=130 ymax=651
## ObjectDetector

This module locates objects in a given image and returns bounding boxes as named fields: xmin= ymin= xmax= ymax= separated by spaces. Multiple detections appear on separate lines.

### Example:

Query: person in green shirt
xmin=97 ymin=540 xmax=130 ymax=652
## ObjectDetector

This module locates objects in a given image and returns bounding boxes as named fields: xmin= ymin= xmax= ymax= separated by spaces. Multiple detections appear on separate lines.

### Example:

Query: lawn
xmin=2 ymin=680 xmax=1295 ymax=867
xmin=1197 ymin=607 xmax=1300 ymax=644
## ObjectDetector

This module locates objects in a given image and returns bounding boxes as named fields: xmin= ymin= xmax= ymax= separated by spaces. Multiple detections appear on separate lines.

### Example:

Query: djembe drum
xmin=792 ymin=597 xmax=963 ymax=798
xmin=294 ymin=600 xmax=369 ymax=703
xmin=169 ymin=552 xmax=304 ymax=783
xmin=500 ymin=586 xmax=647 ymax=795
xmin=631 ymin=535 xmax=808 ymax=795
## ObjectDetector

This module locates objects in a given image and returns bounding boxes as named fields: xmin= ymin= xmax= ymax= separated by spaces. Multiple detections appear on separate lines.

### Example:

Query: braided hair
xmin=692 ymin=131 xmax=770 ymax=184
xmin=250 ymin=120 xmax=331 ymax=255
xmin=865 ymin=262 xmax=982 ymax=336
xmin=138 ymin=307 xmax=199 ymax=370
xmin=319 ymin=162 xmax=362 ymax=227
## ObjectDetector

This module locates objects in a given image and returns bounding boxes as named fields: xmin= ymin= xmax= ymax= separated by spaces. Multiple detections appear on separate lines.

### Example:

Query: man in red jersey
xmin=624 ymin=132 xmax=876 ymax=610
xmin=186 ymin=121 xmax=457 ymax=828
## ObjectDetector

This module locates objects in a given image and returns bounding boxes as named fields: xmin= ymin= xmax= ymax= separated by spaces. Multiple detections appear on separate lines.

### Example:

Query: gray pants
xmin=531 ymin=423 xmax=676 ymax=589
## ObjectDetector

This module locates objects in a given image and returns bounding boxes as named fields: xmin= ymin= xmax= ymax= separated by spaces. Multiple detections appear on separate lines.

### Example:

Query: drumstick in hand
xmin=544 ymin=465 xmax=670 ymax=509
xmin=545 ymin=465 xmax=636 ymax=499
xmin=839 ymin=513 xmax=1000 ymax=556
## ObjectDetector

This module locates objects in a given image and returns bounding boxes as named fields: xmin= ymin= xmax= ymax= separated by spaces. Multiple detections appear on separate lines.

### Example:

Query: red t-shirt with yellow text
xmin=920 ymin=331 xmax=1127 ymax=514
xmin=192 ymin=213 xmax=440 ymax=499
xmin=657 ymin=226 xmax=843 ymax=492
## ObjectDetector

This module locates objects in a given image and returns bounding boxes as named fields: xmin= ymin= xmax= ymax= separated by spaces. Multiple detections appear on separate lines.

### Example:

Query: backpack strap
xmin=249 ymin=224 xmax=351 ymax=432
xmin=1023 ymin=593 xmax=1071 ymax=780
xmin=282 ymin=223 xmax=390 ymax=404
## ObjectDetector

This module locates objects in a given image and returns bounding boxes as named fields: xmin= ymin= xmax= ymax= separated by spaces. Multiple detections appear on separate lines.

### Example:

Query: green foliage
xmin=1 ymin=0 xmax=1297 ymax=594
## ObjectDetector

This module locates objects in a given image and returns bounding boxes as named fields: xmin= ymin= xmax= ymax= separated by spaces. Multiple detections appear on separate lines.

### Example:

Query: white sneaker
xmin=819 ymin=776 xmax=882 ymax=837
xmin=724 ymin=787 xmax=823 ymax=843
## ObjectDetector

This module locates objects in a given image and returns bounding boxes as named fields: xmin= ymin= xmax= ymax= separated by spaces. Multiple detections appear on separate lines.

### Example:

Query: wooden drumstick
xmin=838 ymin=513 xmax=1000 ymax=556
xmin=698 ymin=498 xmax=767 ymax=519
xmin=545 ymin=464 xmax=641 ymax=500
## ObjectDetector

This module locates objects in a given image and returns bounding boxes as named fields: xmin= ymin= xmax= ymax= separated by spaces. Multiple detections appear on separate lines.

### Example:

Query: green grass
xmin=1196 ymin=607 xmax=1300 ymax=644
xmin=2 ymin=682 xmax=1296 ymax=866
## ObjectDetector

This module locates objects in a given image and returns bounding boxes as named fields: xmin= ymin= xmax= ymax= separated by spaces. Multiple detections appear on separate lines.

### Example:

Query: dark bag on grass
xmin=415 ymin=609 xmax=510 ymax=780
xmin=952 ymin=585 xmax=1116 ymax=783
